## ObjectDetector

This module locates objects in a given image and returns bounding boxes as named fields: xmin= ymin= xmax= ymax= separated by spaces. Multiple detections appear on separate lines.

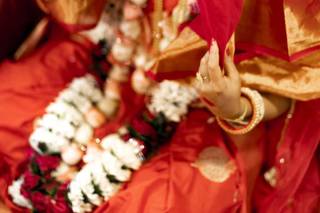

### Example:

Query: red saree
xmin=94 ymin=110 xmax=265 ymax=213
xmin=254 ymin=100 xmax=320 ymax=213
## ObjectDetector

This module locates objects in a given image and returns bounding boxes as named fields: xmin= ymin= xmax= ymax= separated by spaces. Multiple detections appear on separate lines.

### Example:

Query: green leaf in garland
xmin=106 ymin=174 xmax=121 ymax=184
xmin=127 ymin=125 xmax=152 ymax=144
xmin=66 ymin=190 xmax=72 ymax=206
xmin=30 ymin=158 xmax=41 ymax=176
xmin=121 ymin=165 xmax=130 ymax=170
xmin=38 ymin=142 xmax=48 ymax=154
xmin=82 ymin=191 xmax=90 ymax=204
xmin=91 ymin=180 xmax=103 ymax=196
xmin=48 ymin=186 xmax=58 ymax=198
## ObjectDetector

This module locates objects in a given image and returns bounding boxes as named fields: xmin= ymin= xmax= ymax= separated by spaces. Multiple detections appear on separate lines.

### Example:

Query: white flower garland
xmin=148 ymin=80 xmax=198 ymax=122
xmin=101 ymin=134 xmax=143 ymax=169
xmin=68 ymin=134 xmax=144 ymax=213
xmin=8 ymin=1 xmax=197 ymax=212
xmin=30 ymin=74 xmax=112 ymax=155
xmin=8 ymin=178 xmax=32 ymax=209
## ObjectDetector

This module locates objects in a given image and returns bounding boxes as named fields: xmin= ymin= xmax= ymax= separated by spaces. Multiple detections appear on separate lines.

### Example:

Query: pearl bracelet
xmin=217 ymin=87 xmax=265 ymax=135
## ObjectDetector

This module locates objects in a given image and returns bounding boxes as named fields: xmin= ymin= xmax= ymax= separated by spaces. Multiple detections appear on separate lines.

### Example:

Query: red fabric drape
xmin=188 ymin=0 xmax=243 ymax=63
xmin=254 ymin=99 xmax=320 ymax=212
xmin=95 ymin=110 xmax=265 ymax=213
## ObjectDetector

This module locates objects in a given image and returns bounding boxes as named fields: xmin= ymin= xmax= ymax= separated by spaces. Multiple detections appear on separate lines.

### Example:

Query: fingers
xmin=223 ymin=33 xmax=239 ymax=79
xmin=207 ymin=40 xmax=223 ymax=82
xmin=226 ymin=33 xmax=235 ymax=59
xmin=224 ymin=55 xmax=239 ymax=80
xmin=196 ymin=52 xmax=210 ymax=83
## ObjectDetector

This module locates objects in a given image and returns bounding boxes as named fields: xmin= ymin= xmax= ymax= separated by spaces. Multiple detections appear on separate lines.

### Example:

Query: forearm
xmin=220 ymin=93 xmax=290 ymax=138
xmin=262 ymin=93 xmax=291 ymax=120
xmin=241 ymin=93 xmax=291 ymax=121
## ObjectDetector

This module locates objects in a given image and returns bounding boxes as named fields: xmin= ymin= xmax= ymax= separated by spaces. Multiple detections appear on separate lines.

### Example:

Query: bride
xmin=0 ymin=0 xmax=319 ymax=212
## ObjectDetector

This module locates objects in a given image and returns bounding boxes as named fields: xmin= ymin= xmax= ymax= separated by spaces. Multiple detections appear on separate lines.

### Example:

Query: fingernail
xmin=210 ymin=40 xmax=216 ymax=53
xmin=211 ymin=39 xmax=216 ymax=48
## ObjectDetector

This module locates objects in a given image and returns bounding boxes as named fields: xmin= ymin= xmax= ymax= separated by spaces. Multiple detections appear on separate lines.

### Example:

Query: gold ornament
xmin=192 ymin=146 xmax=236 ymax=183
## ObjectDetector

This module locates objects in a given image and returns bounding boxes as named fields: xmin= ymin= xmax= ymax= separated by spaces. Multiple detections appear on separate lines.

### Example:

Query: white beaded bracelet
xmin=217 ymin=87 xmax=265 ymax=135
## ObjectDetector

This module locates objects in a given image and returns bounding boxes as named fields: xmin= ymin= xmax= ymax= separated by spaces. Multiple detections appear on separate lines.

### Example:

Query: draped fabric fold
xmin=187 ymin=0 xmax=243 ymax=63
xmin=237 ymin=51 xmax=320 ymax=101
xmin=152 ymin=27 xmax=320 ymax=101
xmin=152 ymin=0 xmax=320 ymax=101
xmin=236 ymin=0 xmax=320 ymax=61
xmin=94 ymin=110 xmax=265 ymax=213
xmin=254 ymin=99 xmax=320 ymax=212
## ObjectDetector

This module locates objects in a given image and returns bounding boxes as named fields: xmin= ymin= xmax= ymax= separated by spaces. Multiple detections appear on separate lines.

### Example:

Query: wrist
xmin=221 ymin=98 xmax=248 ymax=120
xmin=240 ymin=96 xmax=252 ymax=119
xmin=217 ymin=87 xmax=265 ymax=135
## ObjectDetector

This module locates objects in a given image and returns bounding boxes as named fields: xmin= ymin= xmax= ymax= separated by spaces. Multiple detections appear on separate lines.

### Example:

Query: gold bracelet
xmin=223 ymin=98 xmax=248 ymax=125
xmin=217 ymin=87 xmax=265 ymax=135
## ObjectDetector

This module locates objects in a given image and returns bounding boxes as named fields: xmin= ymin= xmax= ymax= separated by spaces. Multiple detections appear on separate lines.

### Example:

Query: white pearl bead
xmin=97 ymin=97 xmax=119 ymax=118
xmin=61 ymin=144 xmax=83 ymax=166
xmin=111 ymin=40 xmax=134 ymax=63
xmin=75 ymin=123 xmax=93 ymax=145
xmin=131 ymin=70 xmax=152 ymax=94
xmin=120 ymin=20 xmax=141 ymax=40
xmin=85 ymin=107 xmax=106 ymax=128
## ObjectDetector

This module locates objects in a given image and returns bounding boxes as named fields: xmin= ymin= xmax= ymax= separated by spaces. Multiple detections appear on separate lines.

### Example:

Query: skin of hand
xmin=195 ymin=40 xmax=243 ymax=119
xmin=196 ymin=40 xmax=291 ymax=121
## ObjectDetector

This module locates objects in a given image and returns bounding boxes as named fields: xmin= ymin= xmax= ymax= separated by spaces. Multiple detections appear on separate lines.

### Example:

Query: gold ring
xmin=196 ymin=72 xmax=209 ymax=83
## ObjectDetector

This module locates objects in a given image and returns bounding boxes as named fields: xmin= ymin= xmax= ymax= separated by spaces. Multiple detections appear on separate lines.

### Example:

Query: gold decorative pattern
xmin=192 ymin=147 xmax=236 ymax=183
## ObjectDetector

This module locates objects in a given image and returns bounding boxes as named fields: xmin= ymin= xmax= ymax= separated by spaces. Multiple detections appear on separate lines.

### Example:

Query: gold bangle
xmin=217 ymin=87 xmax=265 ymax=135
xmin=223 ymin=98 xmax=248 ymax=125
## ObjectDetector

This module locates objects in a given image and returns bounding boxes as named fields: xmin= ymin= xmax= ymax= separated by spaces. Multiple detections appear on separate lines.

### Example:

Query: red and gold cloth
xmin=152 ymin=0 xmax=320 ymax=100
xmin=236 ymin=0 xmax=320 ymax=61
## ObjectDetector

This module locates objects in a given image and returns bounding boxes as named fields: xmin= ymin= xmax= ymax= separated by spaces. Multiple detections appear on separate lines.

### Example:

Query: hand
xmin=195 ymin=40 xmax=243 ymax=119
